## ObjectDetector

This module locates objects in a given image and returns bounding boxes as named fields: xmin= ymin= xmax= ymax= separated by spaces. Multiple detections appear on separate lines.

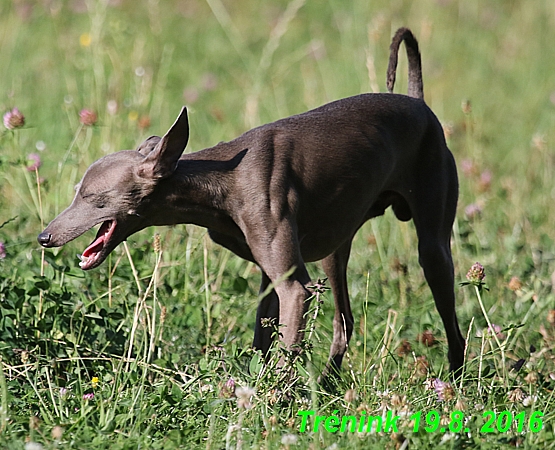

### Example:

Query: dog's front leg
xmin=245 ymin=219 xmax=312 ymax=353
xmin=274 ymin=274 xmax=312 ymax=351
xmin=253 ymin=271 xmax=279 ymax=355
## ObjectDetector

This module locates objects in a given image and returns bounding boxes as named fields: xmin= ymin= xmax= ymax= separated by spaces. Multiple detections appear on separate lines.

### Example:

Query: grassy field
xmin=1 ymin=0 xmax=555 ymax=448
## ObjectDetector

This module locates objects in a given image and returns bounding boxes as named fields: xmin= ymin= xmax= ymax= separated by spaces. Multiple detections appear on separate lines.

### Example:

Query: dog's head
xmin=37 ymin=107 xmax=189 ymax=270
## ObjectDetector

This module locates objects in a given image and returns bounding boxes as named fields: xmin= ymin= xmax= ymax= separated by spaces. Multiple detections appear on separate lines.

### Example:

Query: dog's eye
xmin=92 ymin=194 xmax=108 ymax=208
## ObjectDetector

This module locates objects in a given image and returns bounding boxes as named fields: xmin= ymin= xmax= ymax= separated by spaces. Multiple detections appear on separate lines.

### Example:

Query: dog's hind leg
xmin=410 ymin=151 xmax=465 ymax=374
xmin=415 ymin=232 xmax=465 ymax=373
xmin=320 ymin=239 xmax=355 ymax=382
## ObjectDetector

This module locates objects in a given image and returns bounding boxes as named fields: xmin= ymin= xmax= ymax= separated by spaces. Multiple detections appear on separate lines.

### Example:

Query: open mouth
xmin=77 ymin=220 xmax=117 ymax=270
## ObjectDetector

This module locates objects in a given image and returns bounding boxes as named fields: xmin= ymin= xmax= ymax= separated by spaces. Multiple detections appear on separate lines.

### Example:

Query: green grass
xmin=1 ymin=0 xmax=555 ymax=448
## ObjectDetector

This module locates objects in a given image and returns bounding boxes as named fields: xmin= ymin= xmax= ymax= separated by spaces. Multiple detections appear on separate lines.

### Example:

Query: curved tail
xmin=386 ymin=27 xmax=424 ymax=100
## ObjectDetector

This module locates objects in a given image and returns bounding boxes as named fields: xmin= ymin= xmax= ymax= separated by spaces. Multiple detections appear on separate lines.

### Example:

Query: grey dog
xmin=39 ymin=28 xmax=465 ymax=380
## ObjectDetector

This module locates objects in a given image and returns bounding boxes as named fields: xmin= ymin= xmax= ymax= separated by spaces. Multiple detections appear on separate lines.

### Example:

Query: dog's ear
xmin=136 ymin=136 xmax=162 ymax=156
xmin=138 ymin=107 xmax=189 ymax=179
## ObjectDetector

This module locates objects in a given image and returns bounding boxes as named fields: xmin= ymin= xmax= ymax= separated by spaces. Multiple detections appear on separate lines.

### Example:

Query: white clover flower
xmin=236 ymin=386 xmax=256 ymax=409
xmin=522 ymin=395 xmax=537 ymax=407
xmin=25 ymin=443 xmax=43 ymax=450
xmin=281 ymin=433 xmax=298 ymax=445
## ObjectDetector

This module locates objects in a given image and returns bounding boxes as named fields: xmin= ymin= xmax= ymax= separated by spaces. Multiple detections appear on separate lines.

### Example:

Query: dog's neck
xmin=147 ymin=156 xmax=236 ymax=233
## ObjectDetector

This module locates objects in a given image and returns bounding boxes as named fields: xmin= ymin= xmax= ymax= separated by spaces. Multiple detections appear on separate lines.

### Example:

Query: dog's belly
xmin=209 ymin=223 xmax=356 ymax=265
xmin=299 ymin=235 xmax=348 ymax=262
xmin=208 ymin=229 xmax=255 ymax=262
xmin=297 ymin=218 xmax=366 ymax=262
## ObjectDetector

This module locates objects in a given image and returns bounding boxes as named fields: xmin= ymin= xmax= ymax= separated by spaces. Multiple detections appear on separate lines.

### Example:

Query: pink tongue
xmin=83 ymin=221 xmax=111 ymax=257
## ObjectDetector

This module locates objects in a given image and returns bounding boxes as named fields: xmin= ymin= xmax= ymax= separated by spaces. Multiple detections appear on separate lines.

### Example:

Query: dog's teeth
xmin=77 ymin=254 xmax=83 ymax=261
xmin=78 ymin=254 xmax=89 ymax=267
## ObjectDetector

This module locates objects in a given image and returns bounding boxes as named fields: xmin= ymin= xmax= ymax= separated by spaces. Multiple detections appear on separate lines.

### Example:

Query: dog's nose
xmin=37 ymin=232 xmax=52 ymax=246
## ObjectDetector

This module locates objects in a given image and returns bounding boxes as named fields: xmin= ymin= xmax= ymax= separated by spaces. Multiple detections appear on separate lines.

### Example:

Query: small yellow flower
xmin=128 ymin=110 xmax=139 ymax=121
xmin=80 ymin=33 xmax=92 ymax=47
xmin=91 ymin=376 xmax=99 ymax=388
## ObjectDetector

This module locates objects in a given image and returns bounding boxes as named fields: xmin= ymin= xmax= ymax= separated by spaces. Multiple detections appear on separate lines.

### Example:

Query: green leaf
xmin=249 ymin=352 xmax=263 ymax=375
xmin=232 ymin=276 xmax=249 ymax=294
